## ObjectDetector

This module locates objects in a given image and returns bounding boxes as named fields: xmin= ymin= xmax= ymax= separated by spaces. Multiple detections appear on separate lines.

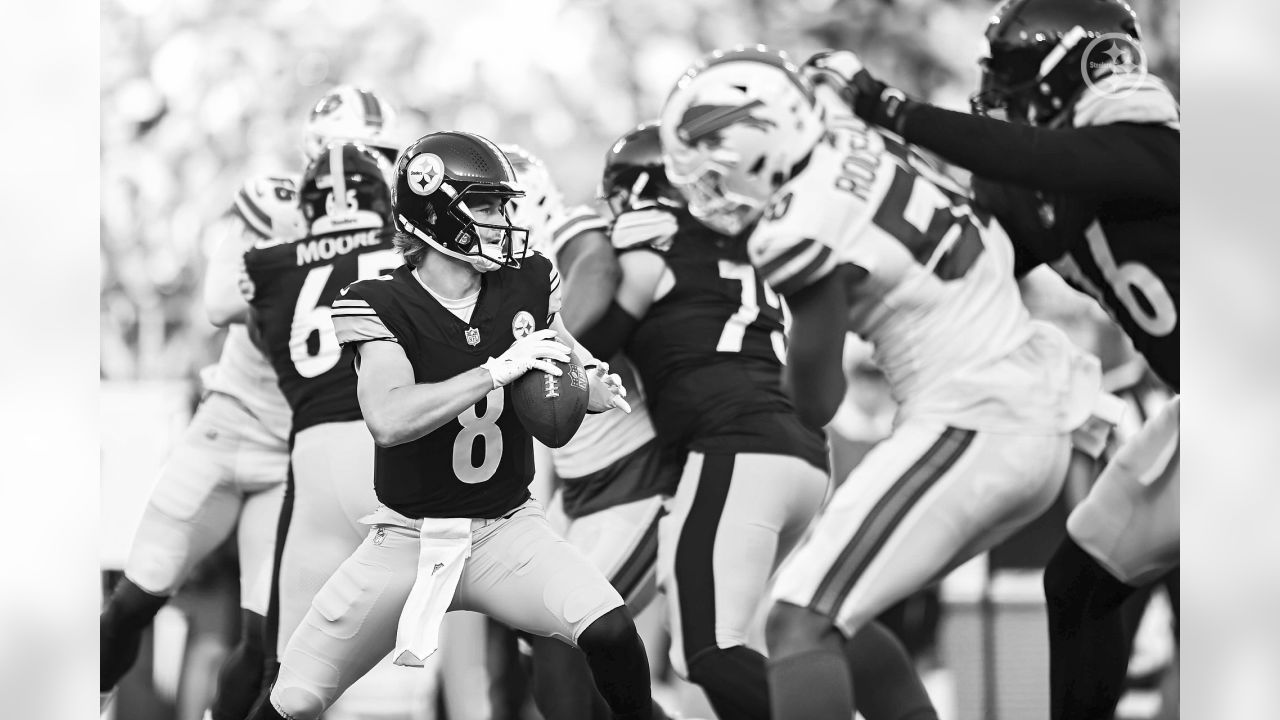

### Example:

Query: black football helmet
xmin=972 ymin=0 xmax=1142 ymax=126
xmin=599 ymin=121 xmax=687 ymax=217
xmin=300 ymin=141 xmax=394 ymax=235
xmin=393 ymin=131 xmax=528 ymax=271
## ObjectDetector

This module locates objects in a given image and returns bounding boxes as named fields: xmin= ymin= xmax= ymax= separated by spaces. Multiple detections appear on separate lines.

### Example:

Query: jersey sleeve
xmin=747 ymin=171 xmax=844 ymax=296
xmin=331 ymin=282 xmax=398 ymax=345
xmin=549 ymin=205 xmax=610 ymax=258
xmin=547 ymin=263 xmax=563 ymax=317
xmin=233 ymin=175 xmax=304 ymax=240
xmin=899 ymin=88 xmax=1178 ymax=204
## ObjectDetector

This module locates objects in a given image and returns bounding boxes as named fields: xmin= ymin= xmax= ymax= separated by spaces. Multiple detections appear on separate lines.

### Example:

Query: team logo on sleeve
xmin=407 ymin=153 xmax=446 ymax=196
xmin=511 ymin=311 xmax=535 ymax=339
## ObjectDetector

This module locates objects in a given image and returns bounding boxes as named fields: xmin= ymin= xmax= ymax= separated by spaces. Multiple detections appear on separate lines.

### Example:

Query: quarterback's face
xmin=462 ymin=195 xmax=514 ymax=269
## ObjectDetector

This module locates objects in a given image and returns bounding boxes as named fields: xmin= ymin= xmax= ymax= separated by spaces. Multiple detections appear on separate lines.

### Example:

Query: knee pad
xmin=272 ymin=685 xmax=327 ymax=720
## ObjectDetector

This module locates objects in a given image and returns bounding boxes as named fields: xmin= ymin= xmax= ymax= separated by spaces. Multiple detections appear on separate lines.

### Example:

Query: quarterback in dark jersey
xmin=808 ymin=1 xmax=1179 ymax=717
xmin=583 ymin=122 xmax=830 ymax=720
xmin=250 ymin=132 xmax=657 ymax=720
xmin=241 ymin=141 xmax=403 ymax=695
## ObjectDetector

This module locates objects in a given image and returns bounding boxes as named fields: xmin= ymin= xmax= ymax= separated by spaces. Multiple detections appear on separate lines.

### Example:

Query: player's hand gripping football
xmin=587 ymin=360 xmax=632 ymax=414
xmin=482 ymin=329 xmax=572 ymax=389
xmin=803 ymin=49 xmax=912 ymax=134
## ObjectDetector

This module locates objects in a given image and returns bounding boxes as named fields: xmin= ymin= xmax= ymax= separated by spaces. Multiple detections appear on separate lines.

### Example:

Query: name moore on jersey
xmin=243 ymin=226 xmax=401 ymax=432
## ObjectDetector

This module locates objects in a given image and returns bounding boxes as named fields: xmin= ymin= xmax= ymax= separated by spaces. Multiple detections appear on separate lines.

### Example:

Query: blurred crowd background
xmin=100 ymin=0 xmax=1178 ymax=382
xmin=100 ymin=1 xmax=1181 ymax=719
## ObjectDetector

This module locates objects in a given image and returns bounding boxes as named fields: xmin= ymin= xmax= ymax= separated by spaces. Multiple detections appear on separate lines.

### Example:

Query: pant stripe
xmin=675 ymin=454 xmax=736 ymax=663
xmin=810 ymin=427 xmax=976 ymax=617
xmin=263 ymin=434 xmax=297 ymax=666
xmin=611 ymin=507 xmax=663 ymax=605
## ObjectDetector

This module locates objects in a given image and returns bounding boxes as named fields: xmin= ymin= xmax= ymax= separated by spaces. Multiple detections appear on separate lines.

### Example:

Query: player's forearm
xmin=784 ymin=357 xmax=845 ymax=429
xmin=899 ymin=103 xmax=1167 ymax=197
xmin=559 ymin=252 xmax=622 ymax=336
xmin=205 ymin=292 xmax=248 ymax=327
xmin=364 ymin=367 xmax=495 ymax=447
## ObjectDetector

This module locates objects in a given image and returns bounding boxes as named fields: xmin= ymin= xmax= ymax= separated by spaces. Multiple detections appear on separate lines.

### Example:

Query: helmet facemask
xmin=418 ymin=185 xmax=528 ymax=272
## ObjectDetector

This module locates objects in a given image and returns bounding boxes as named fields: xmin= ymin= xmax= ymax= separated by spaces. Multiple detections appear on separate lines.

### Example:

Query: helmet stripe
xmin=357 ymin=89 xmax=384 ymax=129
xmin=330 ymin=145 xmax=349 ymax=218
xmin=1037 ymin=25 xmax=1088 ymax=81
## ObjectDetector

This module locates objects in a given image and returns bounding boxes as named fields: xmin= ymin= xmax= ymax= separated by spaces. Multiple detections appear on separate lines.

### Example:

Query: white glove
xmin=482 ymin=329 xmax=571 ymax=389
xmin=803 ymin=49 xmax=866 ymax=88
xmin=587 ymin=360 xmax=632 ymax=414
xmin=611 ymin=207 xmax=679 ymax=252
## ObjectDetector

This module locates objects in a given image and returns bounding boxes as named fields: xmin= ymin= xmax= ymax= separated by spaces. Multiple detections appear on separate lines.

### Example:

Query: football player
xmin=502 ymin=144 xmax=682 ymax=720
xmin=99 ymin=179 xmax=295 ymax=719
xmin=248 ymin=131 xmax=654 ymax=720
xmin=99 ymin=84 xmax=402 ymax=720
xmin=578 ymin=120 xmax=831 ymax=720
xmin=806 ymin=1 xmax=1179 ymax=716
xmin=659 ymin=47 xmax=1116 ymax=720
xmin=240 ymin=140 xmax=416 ymax=713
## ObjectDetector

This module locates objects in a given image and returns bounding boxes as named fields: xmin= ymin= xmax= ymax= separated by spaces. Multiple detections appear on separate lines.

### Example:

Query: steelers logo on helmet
xmin=407 ymin=153 xmax=446 ymax=196
xmin=1080 ymin=32 xmax=1148 ymax=99
xmin=511 ymin=310 xmax=535 ymax=340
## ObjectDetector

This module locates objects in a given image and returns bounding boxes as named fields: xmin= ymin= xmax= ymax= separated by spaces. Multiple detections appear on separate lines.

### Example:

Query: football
xmin=510 ymin=349 xmax=590 ymax=448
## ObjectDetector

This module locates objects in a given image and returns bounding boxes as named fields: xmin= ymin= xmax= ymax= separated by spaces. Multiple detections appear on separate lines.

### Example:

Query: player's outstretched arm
xmin=203 ymin=216 xmax=255 ymax=327
xmin=805 ymin=51 xmax=1177 ymax=203
xmin=356 ymin=340 xmax=497 ymax=447
xmin=780 ymin=265 xmax=864 ymax=429
xmin=556 ymin=228 xmax=621 ymax=337
xmin=897 ymin=104 xmax=1178 ymax=202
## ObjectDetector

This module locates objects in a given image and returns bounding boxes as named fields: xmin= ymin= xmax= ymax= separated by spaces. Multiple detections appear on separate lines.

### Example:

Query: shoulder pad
xmin=233 ymin=174 xmax=305 ymax=240
xmin=610 ymin=207 xmax=678 ymax=253
xmin=548 ymin=205 xmax=610 ymax=256
xmin=1072 ymin=74 xmax=1180 ymax=131
xmin=330 ymin=281 xmax=397 ymax=346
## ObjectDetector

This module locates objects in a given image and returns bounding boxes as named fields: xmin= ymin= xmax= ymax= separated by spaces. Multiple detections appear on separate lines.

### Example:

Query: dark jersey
xmin=901 ymin=75 xmax=1180 ymax=390
xmin=331 ymin=256 xmax=560 ymax=519
xmin=622 ymin=214 xmax=829 ymax=470
xmin=243 ymin=228 xmax=401 ymax=432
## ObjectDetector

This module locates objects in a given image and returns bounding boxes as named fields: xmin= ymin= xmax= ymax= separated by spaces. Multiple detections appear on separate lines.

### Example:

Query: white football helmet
xmin=302 ymin=85 xmax=402 ymax=162
xmin=659 ymin=46 xmax=826 ymax=236
xmin=499 ymin=143 xmax=566 ymax=255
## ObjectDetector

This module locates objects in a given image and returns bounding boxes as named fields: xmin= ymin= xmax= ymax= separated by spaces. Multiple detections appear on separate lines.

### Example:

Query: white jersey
xmin=535 ymin=205 xmax=656 ymax=478
xmin=202 ymin=325 xmax=291 ymax=442
xmin=749 ymin=99 xmax=1099 ymax=434
xmin=201 ymin=174 xmax=302 ymax=442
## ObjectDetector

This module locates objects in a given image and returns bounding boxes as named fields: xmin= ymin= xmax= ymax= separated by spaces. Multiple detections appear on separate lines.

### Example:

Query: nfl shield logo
xmin=464 ymin=327 xmax=481 ymax=346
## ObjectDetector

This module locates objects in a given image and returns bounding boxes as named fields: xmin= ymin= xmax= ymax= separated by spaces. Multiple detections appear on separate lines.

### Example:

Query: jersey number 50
xmin=873 ymin=159 xmax=986 ymax=281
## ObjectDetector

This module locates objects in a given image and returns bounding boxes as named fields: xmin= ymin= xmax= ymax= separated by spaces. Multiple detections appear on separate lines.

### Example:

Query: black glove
xmin=804 ymin=50 xmax=914 ymax=135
